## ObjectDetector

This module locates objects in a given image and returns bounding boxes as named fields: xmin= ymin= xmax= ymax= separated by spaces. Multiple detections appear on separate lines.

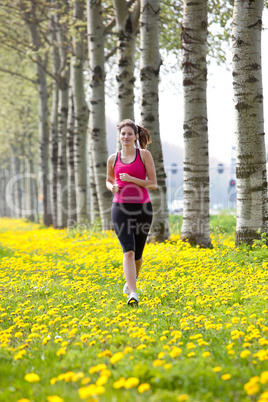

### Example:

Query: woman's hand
xmin=119 ymin=173 xmax=132 ymax=182
xmin=112 ymin=184 xmax=119 ymax=193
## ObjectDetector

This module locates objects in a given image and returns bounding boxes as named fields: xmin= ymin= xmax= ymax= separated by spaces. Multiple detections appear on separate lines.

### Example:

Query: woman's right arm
xmin=106 ymin=154 xmax=119 ymax=193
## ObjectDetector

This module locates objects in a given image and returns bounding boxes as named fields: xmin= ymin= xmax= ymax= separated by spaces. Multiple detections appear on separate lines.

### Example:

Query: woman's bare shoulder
xmin=140 ymin=149 xmax=153 ymax=161
xmin=107 ymin=153 xmax=117 ymax=164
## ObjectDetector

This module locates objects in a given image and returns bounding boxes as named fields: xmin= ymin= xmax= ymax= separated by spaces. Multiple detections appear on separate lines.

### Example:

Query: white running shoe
xmin=123 ymin=282 xmax=130 ymax=295
xmin=127 ymin=292 xmax=139 ymax=306
xmin=123 ymin=277 xmax=138 ymax=295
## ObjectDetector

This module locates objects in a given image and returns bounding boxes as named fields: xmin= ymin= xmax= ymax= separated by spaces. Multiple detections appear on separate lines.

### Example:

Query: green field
xmin=0 ymin=216 xmax=267 ymax=402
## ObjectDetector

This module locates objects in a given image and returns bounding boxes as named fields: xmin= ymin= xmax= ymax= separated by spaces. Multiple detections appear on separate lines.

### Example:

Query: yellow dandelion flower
xmin=260 ymin=371 xmax=268 ymax=384
xmin=170 ymin=348 xmax=182 ymax=358
xmin=153 ymin=359 xmax=165 ymax=367
xmin=202 ymin=352 xmax=210 ymax=358
xmin=124 ymin=346 xmax=133 ymax=355
xmin=177 ymin=395 xmax=188 ymax=401
xmin=113 ymin=377 xmax=126 ymax=389
xmin=98 ymin=350 xmax=112 ymax=358
xmin=110 ymin=352 xmax=124 ymax=364
xmin=14 ymin=350 xmax=26 ymax=360
xmin=164 ymin=363 xmax=172 ymax=370
xmin=24 ymin=373 xmax=40 ymax=383
xmin=244 ymin=382 xmax=259 ymax=395
xmin=96 ymin=375 xmax=108 ymax=386
xmin=78 ymin=384 xmax=105 ymax=399
xmin=124 ymin=377 xmax=139 ymax=389
xmin=187 ymin=352 xmax=195 ymax=357
xmin=100 ymin=369 xmax=111 ymax=377
xmin=240 ymin=350 xmax=251 ymax=358
xmin=136 ymin=344 xmax=147 ymax=350
xmin=80 ymin=377 xmax=91 ymax=385
xmin=221 ymin=374 xmax=231 ymax=381
xmin=17 ymin=399 xmax=31 ymax=402
xmin=89 ymin=364 xmax=106 ymax=374
xmin=213 ymin=367 xmax=222 ymax=372
xmin=56 ymin=347 xmax=66 ymax=356
xmin=138 ymin=383 xmax=150 ymax=393
xmin=72 ymin=372 xmax=84 ymax=382
xmin=47 ymin=396 xmax=64 ymax=402
xmin=260 ymin=391 xmax=268 ymax=399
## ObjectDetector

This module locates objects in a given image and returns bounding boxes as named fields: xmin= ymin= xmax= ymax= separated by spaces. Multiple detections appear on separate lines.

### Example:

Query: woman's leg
xmin=123 ymin=250 xmax=137 ymax=293
xmin=112 ymin=204 xmax=137 ymax=294
xmin=134 ymin=202 xmax=153 ymax=262
xmin=135 ymin=258 xmax=143 ymax=277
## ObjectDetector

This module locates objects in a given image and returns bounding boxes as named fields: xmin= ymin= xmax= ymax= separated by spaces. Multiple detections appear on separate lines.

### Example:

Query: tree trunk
xmin=4 ymin=159 xmax=15 ymax=217
xmin=88 ymin=135 xmax=100 ymax=224
xmin=87 ymin=0 xmax=112 ymax=230
xmin=36 ymin=60 xmax=52 ymax=226
xmin=55 ymin=3 xmax=70 ymax=228
xmin=49 ymin=11 xmax=60 ymax=228
xmin=30 ymin=158 xmax=39 ymax=222
xmin=67 ymin=77 xmax=77 ymax=226
xmin=180 ymin=0 xmax=211 ymax=248
xmin=57 ymin=70 xmax=70 ymax=228
xmin=113 ymin=0 xmax=140 ymax=150
xmin=232 ymin=0 xmax=268 ymax=245
xmin=140 ymin=0 xmax=170 ymax=242
xmin=0 ymin=169 xmax=6 ymax=217
xmin=19 ymin=1 xmax=52 ymax=225
xmin=13 ymin=154 xmax=22 ymax=217
xmin=73 ymin=0 xmax=89 ymax=224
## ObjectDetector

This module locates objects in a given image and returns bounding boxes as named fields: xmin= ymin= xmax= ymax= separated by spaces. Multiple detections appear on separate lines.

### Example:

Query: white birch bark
xmin=88 ymin=135 xmax=100 ymax=224
xmin=29 ymin=158 xmax=39 ymax=222
xmin=232 ymin=0 xmax=268 ymax=245
xmin=57 ymin=71 xmax=70 ymax=229
xmin=113 ymin=0 xmax=140 ymax=151
xmin=14 ymin=154 xmax=22 ymax=217
xmin=18 ymin=1 xmax=52 ymax=225
xmin=140 ymin=0 xmax=169 ymax=242
xmin=180 ymin=0 xmax=211 ymax=247
xmin=55 ymin=3 xmax=70 ymax=228
xmin=73 ymin=0 xmax=89 ymax=224
xmin=49 ymin=11 xmax=60 ymax=228
xmin=36 ymin=60 xmax=52 ymax=226
xmin=67 ymin=77 xmax=77 ymax=226
xmin=0 ymin=170 xmax=3 ymax=216
xmin=22 ymin=158 xmax=36 ymax=222
xmin=87 ymin=0 xmax=112 ymax=230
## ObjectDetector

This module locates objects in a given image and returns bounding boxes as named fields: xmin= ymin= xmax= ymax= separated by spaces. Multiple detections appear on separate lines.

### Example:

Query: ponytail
xmin=136 ymin=125 xmax=152 ymax=149
xmin=117 ymin=119 xmax=152 ymax=149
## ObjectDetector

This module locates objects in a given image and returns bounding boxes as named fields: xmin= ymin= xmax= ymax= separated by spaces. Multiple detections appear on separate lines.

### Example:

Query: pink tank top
xmin=113 ymin=149 xmax=151 ymax=204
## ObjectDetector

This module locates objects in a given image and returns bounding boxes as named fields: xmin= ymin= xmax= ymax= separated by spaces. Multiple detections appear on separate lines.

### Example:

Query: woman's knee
xmin=123 ymin=250 xmax=135 ymax=259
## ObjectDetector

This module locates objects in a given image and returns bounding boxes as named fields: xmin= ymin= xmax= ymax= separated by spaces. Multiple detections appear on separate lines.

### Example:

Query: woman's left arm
xmin=119 ymin=150 xmax=158 ymax=190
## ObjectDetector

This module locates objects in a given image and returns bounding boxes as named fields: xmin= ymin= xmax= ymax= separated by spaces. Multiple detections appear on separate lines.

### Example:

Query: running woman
xmin=106 ymin=119 xmax=157 ymax=305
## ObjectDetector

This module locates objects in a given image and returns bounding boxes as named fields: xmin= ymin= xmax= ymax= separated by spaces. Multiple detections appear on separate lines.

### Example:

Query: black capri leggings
xmin=111 ymin=202 xmax=153 ymax=260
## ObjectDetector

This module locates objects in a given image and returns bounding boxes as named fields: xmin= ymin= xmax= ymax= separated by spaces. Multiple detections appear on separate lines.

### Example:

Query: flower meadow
xmin=0 ymin=217 xmax=268 ymax=402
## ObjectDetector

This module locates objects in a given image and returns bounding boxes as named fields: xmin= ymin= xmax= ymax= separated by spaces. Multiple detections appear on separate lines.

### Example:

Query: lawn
xmin=0 ymin=216 xmax=267 ymax=402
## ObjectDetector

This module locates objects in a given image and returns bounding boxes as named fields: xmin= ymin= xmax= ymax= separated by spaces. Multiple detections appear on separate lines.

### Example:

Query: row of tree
xmin=0 ymin=0 xmax=267 ymax=247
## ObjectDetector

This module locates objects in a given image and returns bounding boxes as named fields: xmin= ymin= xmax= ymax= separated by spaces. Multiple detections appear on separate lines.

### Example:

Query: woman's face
xmin=120 ymin=125 xmax=137 ymax=146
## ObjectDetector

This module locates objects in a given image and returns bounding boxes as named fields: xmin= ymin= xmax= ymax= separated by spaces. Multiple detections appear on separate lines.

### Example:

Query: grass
xmin=0 ymin=216 xmax=268 ymax=402
xmin=169 ymin=212 xmax=237 ymax=235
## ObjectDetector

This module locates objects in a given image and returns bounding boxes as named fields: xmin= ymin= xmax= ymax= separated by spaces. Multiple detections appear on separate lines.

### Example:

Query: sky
xmin=107 ymin=8 xmax=268 ymax=165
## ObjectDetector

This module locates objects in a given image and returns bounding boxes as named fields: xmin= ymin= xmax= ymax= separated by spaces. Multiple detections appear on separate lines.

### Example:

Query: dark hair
xmin=117 ymin=119 xmax=152 ymax=149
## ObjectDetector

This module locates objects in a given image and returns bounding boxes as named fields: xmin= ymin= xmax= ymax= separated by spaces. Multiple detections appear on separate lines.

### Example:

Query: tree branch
xmin=105 ymin=46 xmax=117 ymax=60
xmin=0 ymin=67 xmax=37 ymax=84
